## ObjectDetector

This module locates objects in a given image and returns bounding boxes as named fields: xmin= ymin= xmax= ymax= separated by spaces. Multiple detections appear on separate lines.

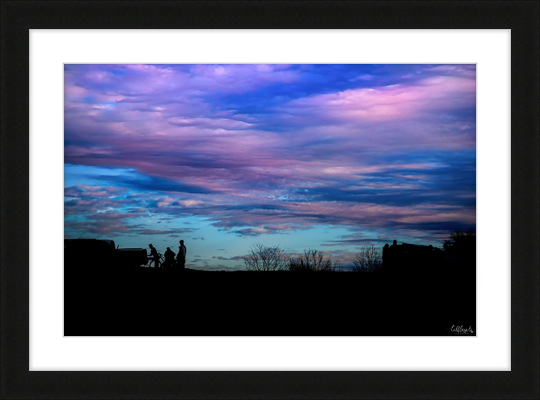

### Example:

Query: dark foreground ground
xmin=65 ymin=267 xmax=475 ymax=336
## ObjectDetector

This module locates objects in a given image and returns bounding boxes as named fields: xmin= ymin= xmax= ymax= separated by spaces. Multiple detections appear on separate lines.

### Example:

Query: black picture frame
xmin=1 ymin=1 xmax=538 ymax=398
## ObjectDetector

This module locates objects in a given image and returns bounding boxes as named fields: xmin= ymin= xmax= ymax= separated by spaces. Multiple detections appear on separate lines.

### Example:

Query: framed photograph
xmin=62 ymin=61 xmax=477 ymax=338
xmin=2 ymin=1 xmax=538 ymax=399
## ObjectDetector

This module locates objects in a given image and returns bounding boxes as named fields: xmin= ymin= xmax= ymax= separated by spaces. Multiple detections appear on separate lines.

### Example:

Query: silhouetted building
xmin=382 ymin=241 xmax=444 ymax=273
xmin=64 ymin=239 xmax=147 ymax=270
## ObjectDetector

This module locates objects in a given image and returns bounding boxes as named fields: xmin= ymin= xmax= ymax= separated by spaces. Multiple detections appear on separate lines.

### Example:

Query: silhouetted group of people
xmin=147 ymin=240 xmax=187 ymax=270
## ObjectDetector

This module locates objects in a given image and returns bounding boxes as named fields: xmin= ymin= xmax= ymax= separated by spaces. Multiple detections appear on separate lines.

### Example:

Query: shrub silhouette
xmin=443 ymin=229 xmax=476 ymax=266
xmin=289 ymin=249 xmax=337 ymax=272
xmin=244 ymin=243 xmax=289 ymax=271
xmin=352 ymin=245 xmax=382 ymax=272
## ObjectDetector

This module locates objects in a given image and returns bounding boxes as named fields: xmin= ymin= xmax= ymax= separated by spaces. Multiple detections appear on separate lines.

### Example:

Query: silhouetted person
xmin=164 ymin=247 xmax=175 ymax=269
xmin=148 ymin=244 xmax=160 ymax=268
xmin=384 ymin=240 xmax=399 ymax=272
xmin=382 ymin=243 xmax=389 ymax=263
xmin=177 ymin=240 xmax=186 ymax=270
xmin=389 ymin=240 xmax=398 ymax=259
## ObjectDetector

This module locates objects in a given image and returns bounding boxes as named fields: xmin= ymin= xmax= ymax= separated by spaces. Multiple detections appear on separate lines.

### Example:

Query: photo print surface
xmin=64 ymin=64 xmax=476 ymax=336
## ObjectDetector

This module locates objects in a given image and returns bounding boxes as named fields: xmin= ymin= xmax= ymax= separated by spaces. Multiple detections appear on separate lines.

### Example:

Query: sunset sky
xmin=64 ymin=64 xmax=476 ymax=270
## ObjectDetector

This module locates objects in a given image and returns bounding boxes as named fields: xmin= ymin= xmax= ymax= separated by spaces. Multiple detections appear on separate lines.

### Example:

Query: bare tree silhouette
xmin=289 ymin=249 xmax=338 ymax=272
xmin=244 ymin=243 xmax=289 ymax=271
xmin=352 ymin=245 xmax=382 ymax=272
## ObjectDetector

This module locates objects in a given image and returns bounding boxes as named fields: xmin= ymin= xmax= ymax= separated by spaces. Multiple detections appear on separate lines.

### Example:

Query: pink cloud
xmin=285 ymin=76 xmax=475 ymax=123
